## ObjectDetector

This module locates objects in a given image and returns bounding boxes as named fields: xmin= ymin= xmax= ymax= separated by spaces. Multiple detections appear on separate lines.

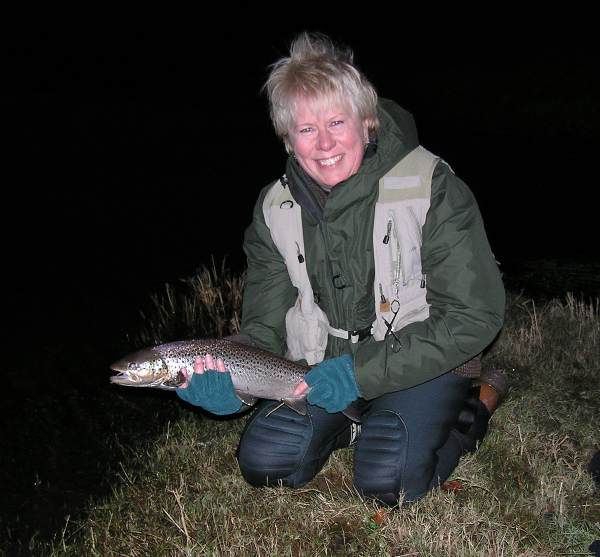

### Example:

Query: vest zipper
xmin=387 ymin=211 xmax=403 ymax=299
xmin=404 ymin=206 xmax=423 ymax=285
xmin=383 ymin=219 xmax=392 ymax=244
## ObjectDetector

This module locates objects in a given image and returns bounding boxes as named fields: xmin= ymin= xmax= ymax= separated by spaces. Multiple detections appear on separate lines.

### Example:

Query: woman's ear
xmin=363 ymin=118 xmax=373 ymax=143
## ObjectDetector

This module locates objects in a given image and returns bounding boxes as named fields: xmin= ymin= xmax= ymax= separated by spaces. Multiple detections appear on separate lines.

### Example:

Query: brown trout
xmin=110 ymin=338 xmax=359 ymax=419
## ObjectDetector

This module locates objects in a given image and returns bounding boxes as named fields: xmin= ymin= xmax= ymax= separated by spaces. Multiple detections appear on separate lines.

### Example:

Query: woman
xmin=177 ymin=32 xmax=507 ymax=506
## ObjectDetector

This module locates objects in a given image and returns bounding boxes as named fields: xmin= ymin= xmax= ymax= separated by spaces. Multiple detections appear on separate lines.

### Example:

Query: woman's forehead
xmin=293 ymin=93 xmax=354 ymax=121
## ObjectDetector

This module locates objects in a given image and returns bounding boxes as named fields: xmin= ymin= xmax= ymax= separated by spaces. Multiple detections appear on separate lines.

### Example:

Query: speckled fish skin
xmin=110 ymin=338 xmax=309 ymax=407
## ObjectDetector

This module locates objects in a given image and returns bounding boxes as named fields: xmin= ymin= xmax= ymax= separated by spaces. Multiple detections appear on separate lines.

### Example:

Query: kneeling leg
xmin=237 ymin=400 xmax=350 ymax=488
xmin=353 ymin=409 xmax=409 ymax=506
xmin=354 ymin=371 xmax=472 ymax=506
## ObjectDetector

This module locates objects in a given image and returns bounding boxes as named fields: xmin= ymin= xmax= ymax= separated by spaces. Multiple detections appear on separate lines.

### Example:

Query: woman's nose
xmin=317 ymin=129 xmax=334 ymax=151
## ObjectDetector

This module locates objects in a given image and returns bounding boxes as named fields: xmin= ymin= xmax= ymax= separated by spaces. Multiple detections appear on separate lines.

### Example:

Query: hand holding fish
xmin=176 ymin=353 xmax=243 ymax=415
xmin=178 ymin=353 xmax=227 ymax=387
xmin=293 ymin=354 xmax=360 ymax=413
xmin=110 ymin=338 xmax=360 ymax=420
xmin=293 ymin=380 xmax=309 ymax=396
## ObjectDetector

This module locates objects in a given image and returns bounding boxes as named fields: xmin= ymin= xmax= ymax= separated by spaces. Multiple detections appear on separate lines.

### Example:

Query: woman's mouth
xmin=317 ymin=154 xmax=343 ymax=167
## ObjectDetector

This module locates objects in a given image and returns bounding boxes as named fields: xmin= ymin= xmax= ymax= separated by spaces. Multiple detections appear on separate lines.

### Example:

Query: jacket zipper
xmin=319 ymin=220 xmax=343 ymax=329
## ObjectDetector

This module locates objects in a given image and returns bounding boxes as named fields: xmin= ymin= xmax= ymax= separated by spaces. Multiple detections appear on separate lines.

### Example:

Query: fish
xmin=110 ymin=338 xmax=360 ymax=420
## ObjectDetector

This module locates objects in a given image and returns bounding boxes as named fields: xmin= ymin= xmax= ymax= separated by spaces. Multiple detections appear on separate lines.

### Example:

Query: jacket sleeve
xmin=354 ymin=163 xmax=505 ymax=399
xmin=239 ymin=185 xmax=297 ymax=356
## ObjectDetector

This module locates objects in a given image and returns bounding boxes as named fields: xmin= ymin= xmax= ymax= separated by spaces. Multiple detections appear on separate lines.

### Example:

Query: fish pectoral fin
xmin=342 ymin=401 xmax=362 ymax=423
xmin=236 ymin=391 xmax=258 ymax=407
xmin=282 ymin=397 xmax=307 ymax=416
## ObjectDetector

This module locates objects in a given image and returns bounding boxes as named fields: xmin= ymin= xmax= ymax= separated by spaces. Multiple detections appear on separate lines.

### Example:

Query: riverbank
xmin=30 ymin=266 xmax=600 ymax=555
xmin=1 ymin=257 xmax=598 ymax=555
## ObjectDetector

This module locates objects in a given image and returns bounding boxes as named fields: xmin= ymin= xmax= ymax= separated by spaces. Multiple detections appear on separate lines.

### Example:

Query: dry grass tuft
xmin=134 ymin=258 xmax=244 ymax=346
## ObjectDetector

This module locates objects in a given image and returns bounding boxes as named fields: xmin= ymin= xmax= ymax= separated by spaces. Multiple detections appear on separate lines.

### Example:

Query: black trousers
xmin=237 ymin=370 xmax=489 ymax=506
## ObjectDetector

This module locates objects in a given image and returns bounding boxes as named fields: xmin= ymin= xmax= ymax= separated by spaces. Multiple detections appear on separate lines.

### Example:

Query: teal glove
xmin=177 ymin=370 xmax=243 ymax=415
xmin=305 ymin=354 xmax=360 ymax=413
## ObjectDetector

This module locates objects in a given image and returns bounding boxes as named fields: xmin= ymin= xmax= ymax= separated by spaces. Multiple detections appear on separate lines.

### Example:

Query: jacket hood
xmin=375 ymin=98 xmax=419 ymax=162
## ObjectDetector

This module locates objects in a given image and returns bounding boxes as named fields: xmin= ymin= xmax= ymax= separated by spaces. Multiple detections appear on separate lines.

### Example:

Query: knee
xmin=353 ymin=410 xmax=437 ymax=506
xmin=353 ymin=410 xmax=408 ymax=506
xmin=237 ymin=404 xmax=311 ymax=488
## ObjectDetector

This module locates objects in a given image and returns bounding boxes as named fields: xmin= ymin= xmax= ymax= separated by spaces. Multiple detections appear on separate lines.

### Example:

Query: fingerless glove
xmin=305 ymin=354 xmax=360 ymax=413
xmin=177 ymin=371 xmax=243 ymax=415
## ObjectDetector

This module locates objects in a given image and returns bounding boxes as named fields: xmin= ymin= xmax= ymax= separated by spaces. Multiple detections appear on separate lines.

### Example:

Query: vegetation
xmin=32 ymin=265 xmax=599 ymax=556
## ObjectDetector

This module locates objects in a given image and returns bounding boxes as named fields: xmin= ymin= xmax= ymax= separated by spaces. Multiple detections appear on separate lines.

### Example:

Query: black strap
xmin=349 ymin=324 xmax=373 ymax=342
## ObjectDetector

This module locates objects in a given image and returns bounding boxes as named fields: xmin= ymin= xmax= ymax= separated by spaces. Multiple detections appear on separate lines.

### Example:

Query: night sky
xmin=4 ymin=21 xmax=599 ymax=346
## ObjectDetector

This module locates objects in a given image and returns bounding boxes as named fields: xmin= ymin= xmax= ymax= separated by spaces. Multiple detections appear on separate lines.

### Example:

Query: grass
xmin=133 ymin=258 xmax=244 ymax=345
xmin=31 ymin=265 xmax=600 ymax=556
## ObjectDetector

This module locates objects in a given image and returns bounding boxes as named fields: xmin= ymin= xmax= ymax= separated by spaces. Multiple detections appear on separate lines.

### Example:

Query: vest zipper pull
xmin=295 ymin=242 xmax=305 ymax=263
xmin=383 ymin=220 xmax=392 ymax=244
xmin=379 ymin=283 xmax=390 ymax=312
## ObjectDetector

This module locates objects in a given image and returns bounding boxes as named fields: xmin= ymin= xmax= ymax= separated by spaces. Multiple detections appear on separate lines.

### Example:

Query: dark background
xmin=2 ymin=17 xmax=599 ymax=552
xmin=6 ymin=22 xmax=599 ymax=335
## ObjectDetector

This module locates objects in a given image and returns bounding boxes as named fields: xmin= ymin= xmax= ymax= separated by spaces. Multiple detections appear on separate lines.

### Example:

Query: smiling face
xmin=289 ymin=96 xmax=368 ymax=188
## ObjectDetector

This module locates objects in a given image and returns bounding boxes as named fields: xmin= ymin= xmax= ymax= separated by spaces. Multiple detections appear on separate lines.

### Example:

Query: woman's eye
xmin=330 ymin=120 xmax=343 ymax=127
xmin=299 ymin=127 xmax=313 ymax=134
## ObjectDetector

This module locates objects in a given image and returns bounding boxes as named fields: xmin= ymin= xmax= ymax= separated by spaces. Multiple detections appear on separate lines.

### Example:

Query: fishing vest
xmin=262 ymin=146 xmax=442 ymax=365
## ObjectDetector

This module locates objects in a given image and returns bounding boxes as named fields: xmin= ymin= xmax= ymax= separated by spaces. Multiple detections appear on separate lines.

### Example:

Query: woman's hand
xmin=176 ymin=354 xmax=243 ymax=415
xmin=293 ymin=380 xmax=309 ymax=396
xmin=179 ymin=354 xmax=226 ymax=386
xmin=293 ymin=354 xmax=359 ymax=413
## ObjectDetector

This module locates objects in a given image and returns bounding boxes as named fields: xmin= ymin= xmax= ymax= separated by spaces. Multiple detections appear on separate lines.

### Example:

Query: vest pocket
xmin=284 ymin=297 xmax=329 ymax=365
xmin=372 ymin=203 xmax=430 ymax=341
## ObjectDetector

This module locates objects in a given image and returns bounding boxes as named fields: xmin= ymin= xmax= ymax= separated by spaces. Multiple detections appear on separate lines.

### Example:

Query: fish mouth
xmin=108 ymin=359 xmax=150 ymax=387
xmin=109 ymin=370 xmax=149 ymax=387
xmin=109 ymin=372 xmax=180 ymax=390
xmin=109 ymin=348 xmax=176 ymax=389
xmin=109 ymin=361 xmax=185 ymax=390
xmin=109 ymin=372 xmax=136 ymax=386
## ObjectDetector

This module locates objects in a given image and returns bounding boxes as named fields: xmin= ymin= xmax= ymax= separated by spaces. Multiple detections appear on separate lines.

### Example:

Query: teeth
xmin=318 ymin=154 xmax=343 ymax=167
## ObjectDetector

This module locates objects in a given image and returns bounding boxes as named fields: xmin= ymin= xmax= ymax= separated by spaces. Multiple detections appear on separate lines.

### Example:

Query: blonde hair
xmin=264 ymin=32 xmax=379 ymax=152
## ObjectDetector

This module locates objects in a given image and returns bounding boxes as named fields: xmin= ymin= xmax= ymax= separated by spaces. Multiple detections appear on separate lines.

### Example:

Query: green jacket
xmin=240 ymin=98 xmax=505 ymax=400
